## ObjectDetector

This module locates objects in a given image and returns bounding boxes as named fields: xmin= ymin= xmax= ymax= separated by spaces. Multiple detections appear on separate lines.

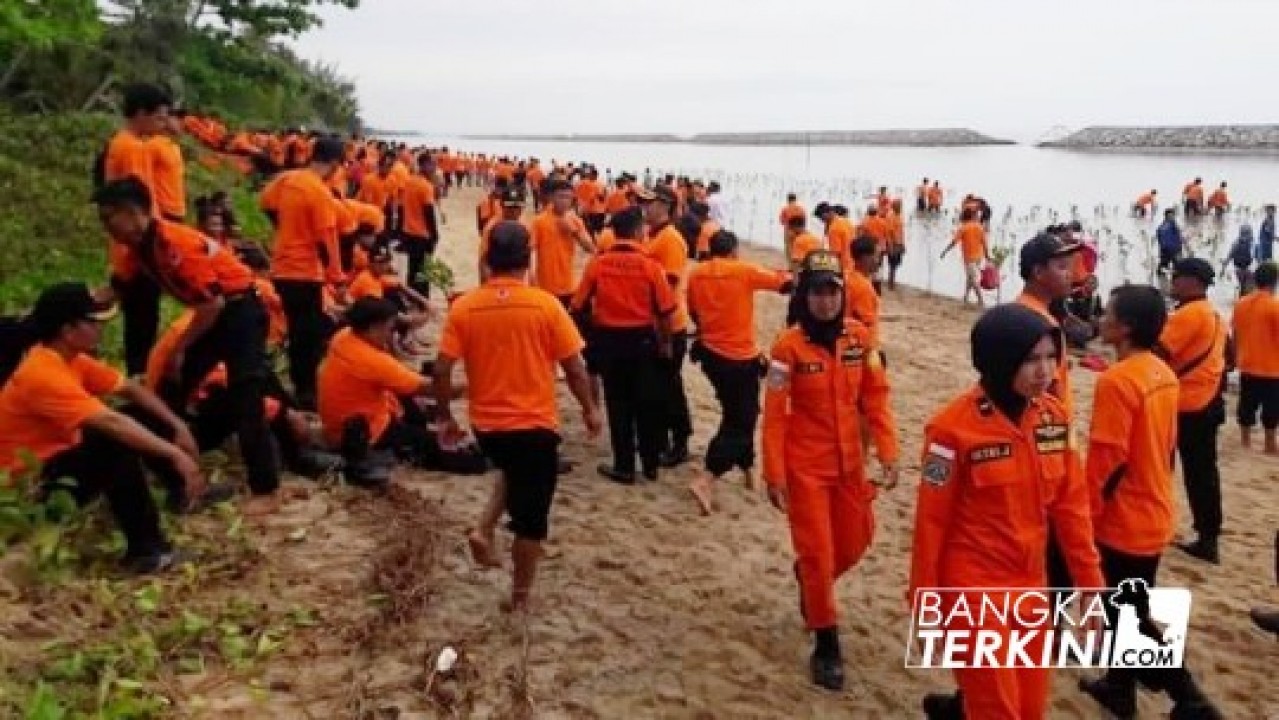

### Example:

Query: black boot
xmin=1079 ymin=675 xmax=1136 ymax=719
xmin=1251 ymin=606 xmax=1279 ymax=636
xmin=921 ymin=690 xmax=964 ymax=720
xmin=809 ymin=627 xmax=844 ymax=691
xmin=1175 ymin=536 xmax=1219 ymax=564
xmin=659 ymin=441 xmax=690 ymax=468
xmin=340 ymin=416 xmax=391 ymax=488
xmin=597 ymin=464 xmax=636 ymax=485
xmin=1168 ymin=675 xmax=1223 ymax=720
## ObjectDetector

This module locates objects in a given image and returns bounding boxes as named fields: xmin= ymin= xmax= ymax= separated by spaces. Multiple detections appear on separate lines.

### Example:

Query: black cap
xmin=798 ymin=250 xmax=845 ymax=287
xmin=635 ymin=184 xmax=677 ymax=205
xmin=500 ymin=187 xmax=527 ymax=208
xmin=487 ymin=221 xmax=532 ymax=271
xmin=813 ymin=201 xmax=833 ymax=218
xmin=312 ymin=136 xmax=346 ymax=163
xmin=28 ymin=282 xmax=117 ymax=338
xmin=1019 ymin=232 xmax=1082 ymax=278
xmin=1172 ymin=257 xmax=1215 ymax=286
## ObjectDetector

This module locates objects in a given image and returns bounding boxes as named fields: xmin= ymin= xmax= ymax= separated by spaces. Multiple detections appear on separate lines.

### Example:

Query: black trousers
xmin=121 ymin=274 xmax=161 ymax=377
xmin=42 ymin=405 xmax=180 ymax=558
xmin=596 ymin=328 xmax=665 ymax=475
xmin=163 ymin=294 xmax=279 ymax=494
xmin=1177 ymin=403 xmax=1223 ymax=540
xmin=657 ymin=331 xmax=693 ymax=451
xmin=1098 ymin=544 xmax=1199 ymax=700
xmin=697 ymin=345 xmax=761 ymax=477
xmin=191 ymin=374 xmax=302 ymax=471
xmin=401 ymin=233 xmax=437 ymax=296
xmin=1238 ymin=374 xmax=1279 ymax=430
xmin=275 ymin=280 xmax=326 ymax=410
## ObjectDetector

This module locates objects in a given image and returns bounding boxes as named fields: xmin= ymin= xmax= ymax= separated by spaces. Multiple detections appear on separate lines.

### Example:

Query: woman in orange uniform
xmin=762 ymin=250 xmax=900 ymax=691
xmin=911 ymin=304 xmax=1105 ymax=720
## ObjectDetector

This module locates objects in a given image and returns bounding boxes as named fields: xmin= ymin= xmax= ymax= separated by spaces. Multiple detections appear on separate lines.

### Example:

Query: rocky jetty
xmin=464 ymin=133 xmax=685 ymax=144
xmin=1040 ymin=125 xmax=1279 ymax=152
xmin=462 ymin=128 xmax=1012 ymax=147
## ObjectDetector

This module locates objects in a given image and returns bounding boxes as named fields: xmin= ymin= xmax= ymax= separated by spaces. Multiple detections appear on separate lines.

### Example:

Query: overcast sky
xmin=291 ymin=0 xmax=1279 ymax=141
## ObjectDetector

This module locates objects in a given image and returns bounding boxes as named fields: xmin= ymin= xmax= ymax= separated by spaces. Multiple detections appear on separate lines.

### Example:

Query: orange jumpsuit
xmin=909 ymin=388 xmax=1104 ymax=720
xmin=763 ymin=319 xmax=899 ymax=630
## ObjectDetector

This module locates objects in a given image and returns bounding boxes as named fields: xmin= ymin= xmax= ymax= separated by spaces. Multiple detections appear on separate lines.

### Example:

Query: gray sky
xmin=292 ymin=0 xmax=1279 ymax=141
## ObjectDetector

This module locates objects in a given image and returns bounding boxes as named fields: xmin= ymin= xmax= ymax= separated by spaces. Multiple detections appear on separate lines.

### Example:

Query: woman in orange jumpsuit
xmin=762 ymin=250 xmax=900 ymax=691
xmin=910 ymin=303 xmax=1105 ymax=720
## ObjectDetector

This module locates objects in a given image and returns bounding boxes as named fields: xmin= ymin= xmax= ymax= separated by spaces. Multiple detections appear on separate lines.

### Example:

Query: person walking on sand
xmin=1158 ymin=259 xmax=1229 ymax=564
xmin=815 ymin=201 xmax=855 ymax=270
xmin=763 ymin=250 xmax=899 ymax=691
xmin=434 ymin=222 xmax=601 ymax=611
xmin=885 ymin=199 xmax=906 ymax=290
xmin=1231 ymin=261 xmax=1279 ymax=455
xmin=686 ymin=230 xmax=792 ymax=513
xmin=940 ymin=208 xmax=990 ymax=307
xmin=779 ymin=193 xmax=805 ymax=243
xmin=786 ymin=215 xmax=823 ymax=272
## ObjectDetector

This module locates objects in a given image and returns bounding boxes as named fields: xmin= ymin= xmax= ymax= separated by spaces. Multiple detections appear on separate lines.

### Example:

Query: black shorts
xmin=1238 ymin=374 xmax=1279 ymax=430
xmin=474 ymin=429 xmax=561 ymax=540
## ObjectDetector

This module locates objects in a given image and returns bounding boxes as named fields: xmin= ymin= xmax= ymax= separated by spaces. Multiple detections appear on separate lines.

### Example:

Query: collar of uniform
xmin=610 ymin=240 xmax=643 ymax=252
xmin=1175 ymin=295 xmax=1209 ymax=310
xmin=484 ymin=276 xmax=527 ymax=289
xmin=801 ymin=324 xmax=849 ymax=344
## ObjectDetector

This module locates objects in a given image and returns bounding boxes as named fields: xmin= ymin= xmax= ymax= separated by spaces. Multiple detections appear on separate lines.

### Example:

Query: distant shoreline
xmin=1039 ymin=125 xmax=1279 ymax=153
xmin=460 ymin=128 xmax=1014 ymax=147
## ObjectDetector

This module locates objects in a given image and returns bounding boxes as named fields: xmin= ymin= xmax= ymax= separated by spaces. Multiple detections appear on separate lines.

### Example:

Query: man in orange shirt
xmin=778 ymin=193 xmax=805 ymax=242
xmin=1079 ymin=284 xmax=1222 ymax=720
xmin=575 ymin=168 xmax=607 ymax=239
xmin=926 ymin=180 xmax=943 ymax=213
xmin=1232 ymin=261 xmax=1279 ymax=454
xmin=1157 ymin=258 xmax=1228 ymax=563
xmin=940 ymin=208 xmax=990 ymax=307
xmin=843 ymin=237 xmax=882 ymax=344
xmin=885 ymin=199 xmax=906 ymax=290
xmin=434 ymin=223 xmax=601 ymax=612
xmin=1182 ymin=177 xmax=1205 ymax=217
xmin=639 ymin=184 xmax=695 ymax=467
xmin=261 ymin=136 xmax=346 ymax=411
xmin=915 ymin=178 xmax=930 ymax=213
xmin=94 ymin=177 xmax=282 ymax=514
xmin=401 ymin=155 xmax=440 ymax=296
xmin=859 ymin=205 xmax=891 ymax=292
xmin=1133 ymin=189 xmax=1158 ymax=218
xmin=532 ymin=178 xmax=596 ymax=305
xmin=357 ymin=154 xmax=399 ymax=229
xmin=687 ymin=230 xmax=791 ymax=513
xmin=764 ymin=251 xmax=899 ymax=690
xmin=101 ymin=83 xmax=172 ymax=377
xmin=479 ymin=187 xmax=528 ymax=282
xmin=1206 ymin=181 xmax=1230 ymax=218
xmin=786 ymin=215 xmax=823 ymax=271
xmin=571 ymin=207 xmax=677 ymax=484
xmin=814 ymin=202 xmax=855 ymax=269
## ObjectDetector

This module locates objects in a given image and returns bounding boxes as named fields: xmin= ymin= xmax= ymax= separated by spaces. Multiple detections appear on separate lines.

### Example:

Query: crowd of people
xmin=0 ymin=81 xmax=1276 ymax=718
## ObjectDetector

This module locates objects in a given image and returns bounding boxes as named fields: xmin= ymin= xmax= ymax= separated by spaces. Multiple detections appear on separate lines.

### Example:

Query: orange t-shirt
xmin=687 ymin=257 xmax=788 ymax=360
xmin=318 ymin=328 xmax=424 ymax=446
xmin=401 ymin=175 xmax=436 ymax=238
xmin=254 ymin=277 xmax=287 ymax=346
xmin=886 ymin=211 xmax=904 ymax=247
xmin=530 ymin=210 xmax=588 ymax=297
xmin=844 ymin=269 xmax=881 ymax=344
xmin=1184 ymin=183 xmax=1204 ymax=202
xmin=789 ymin=231 xmax=823 ymax=266
xmin=149 ymin=135 xmax=186 ymax=219
xmin=261 ymin=169 xmax=342 ymax=284
xmin=643 ymin=224 xmax=691 ymax=332
xmin=571 ymin=242 xmax=677 ymax=329
xmin=825 ymin=216 xmax=856 ymax=267
xmin=1086 ymin=351 xmax=1180 ymax=556
xmin=104 ymin=129 xmax=159 ymax=274
xmin=1207 ymin=189 xmax=1228 ymax=209
xmin=1135 ymin=192 xmax=1155 ymax=208
xmin=357 ymin=173 xmax=395 ymax=210
xmin=1231 ymin=289 xmax=1279 ymax=378
xmin=0 ymin=346 xmax=124 ymax=474
xmin=1159 ymin=299 xmax=1227 ymax=412
xmin=778 ymin=202 xmax=805 ymax=227
xmin=860 ymin=215 xmax=891 ymax=249
xmin=955 ymin=221 xmax=987 ymax=263
xmin=438 ymin=277 xmax=585 ymax=433
xmin=114 ymin=219 xmax=255 ymax=306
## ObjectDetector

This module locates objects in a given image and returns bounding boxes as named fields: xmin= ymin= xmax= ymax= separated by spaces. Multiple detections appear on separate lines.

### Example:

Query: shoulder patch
xmin=1034 ymin=422 xmax=1069 ymax=454
xmin=922 ymin=442 xmax=955 ymax=486
xmin=766 ymin=360 xmax=789 ymax=390
xmin=840 ymin=344 xmax=866 ymax=365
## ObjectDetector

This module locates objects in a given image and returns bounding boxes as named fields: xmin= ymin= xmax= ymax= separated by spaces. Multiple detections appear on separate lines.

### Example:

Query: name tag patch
xmin=795 ymin=361 xmax=824 ymax=374
xmin=1034 ymin=423 xmax=1069 ymax=454
xmin=970 ymin=443 xmax=1013 ymax=464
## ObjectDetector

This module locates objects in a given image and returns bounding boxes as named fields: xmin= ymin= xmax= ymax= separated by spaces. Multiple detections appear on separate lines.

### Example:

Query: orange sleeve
xmin=76 ymin=355 xmax=126 ymax=396
xmin=761 ymin=335 xmax=793 ymax=486
xmin=1084 ymin=375 xmax=1134 ymax=521
xmin=858 ymin=336 xmax=900 ymax=463
xmin=1157 ymin=310 xmax=1197 ymax=364
xmin=651 ymin=261 xmax=678 ymax=316
xmin=1048 ymin=443 xmax=1106 ymax=589
xmin=348 ymin=346 xmax=424 ymax=396
xmin=908 ymin=423 xmax=962 ymax=600
xmin=548 ymin=300 xmax=586 ymax=361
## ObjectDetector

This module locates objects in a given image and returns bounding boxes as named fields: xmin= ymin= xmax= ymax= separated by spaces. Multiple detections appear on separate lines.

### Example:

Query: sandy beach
xmin=7 ymin=185 xmax=1272 ymax=719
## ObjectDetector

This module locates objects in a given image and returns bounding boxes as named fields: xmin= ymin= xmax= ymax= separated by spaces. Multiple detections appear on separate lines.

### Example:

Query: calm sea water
xmin=401 ymin=136 xmax=1277 ymax=311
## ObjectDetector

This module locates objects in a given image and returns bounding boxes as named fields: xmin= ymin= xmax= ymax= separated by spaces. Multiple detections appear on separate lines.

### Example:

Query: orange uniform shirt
xmin=886 ymin=211 xmax=904 ymax=248
xmin=1158 ymin=298 xmax=1227 ymax=412
xmin=789 ymin=231 xmax=823 ymax=267
xmin=643 ymin=224 xmax=691 ymax=332
xmin=1135 ymin=192 xmax=1155 ymax=209
xmin=0 ymin=346 xmax=124 ymax=474
xmin=1086 ymin=351 xmax=1180 ymax=556
xmin=261 ymin=169 xmax=342 ymax=284
xmin=1016 ymin=293 xmax=1074 ymax=417
xmin=778 ymin=201 xmax=805 ymax=227
xmin=687 ymin=258 xmax=788 ymax=361
xmin=825 ymin=216 xmax=856 ymax=267
xmin=254 ymin=277 xmax=287 ymax=346
xmin=1184 ymin=183 xmax=1204 ymax=202
xmin=861 ymin=215 xmax=891 ymax=249
xmin=575 ymin=179 xmax=605 ymax=214
xmin=844 ymin=269 xmax=881 ymax=344
xmin=115 ymin=219 xmax=254 ymax=306
xmin=530 ymin=210 xmax=588 ymax=297
xmin=909 ymin=388 xmax=1105 ymax=594
xmin=1207 ymin=189 xmax=1228 ymax=209
xmin=762 ymin=320 xmax=899 ymax=487
xmin=104 ymin=129 xmax=160 ymax=274
xmin=1231 ymin=289 xmax=1279 ymax=378
xmin=401 ymin=175 xmax=436 ymax=238
xmin=438 ymin=277 xmax=585 ymax=433
xmin=357 ymin=173 xmax=396 ymax=210
xmin=317 ymin=328 xmax=424 ymax=446
xmin=571 ymin=242 xmax=677 ymax=329
xmin=955 ymin=221 xmax=987 ymax=263
xmin=149 ymin=135 xmax=186 ymax=219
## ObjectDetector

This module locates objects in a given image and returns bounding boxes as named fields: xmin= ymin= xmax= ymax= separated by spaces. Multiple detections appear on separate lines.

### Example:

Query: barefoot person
xmin=762 ymin=250 xmax=899 ymax=690
xmin=1078 ymin=285 xmax=1222 ymax=720
xmin=1232 ymin=261 xmax=1279 ymax=455
xmin=912 ymin=304 xmax=1104 ymax=720
xmin=433 ymin=222 xmax=601 ymax=610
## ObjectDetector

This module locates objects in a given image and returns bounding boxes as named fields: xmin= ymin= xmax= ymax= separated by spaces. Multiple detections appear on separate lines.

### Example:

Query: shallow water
xmin=401 ymin=137 xmax=1276 ymax=311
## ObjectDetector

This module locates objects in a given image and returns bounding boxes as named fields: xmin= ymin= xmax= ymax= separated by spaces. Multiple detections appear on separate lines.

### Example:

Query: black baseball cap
xmin=1019 ymin=232 xmax=1082 ymax=279
xmin=28 ymin=282 xmax=117 ymax=338
xmin=1172 ymin=257 xmax=1215 ymax=286
xmin=500 ymin=187 xmax=526 ymax=208
xmin=798 ymin=250 xmax=845 ymax=287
